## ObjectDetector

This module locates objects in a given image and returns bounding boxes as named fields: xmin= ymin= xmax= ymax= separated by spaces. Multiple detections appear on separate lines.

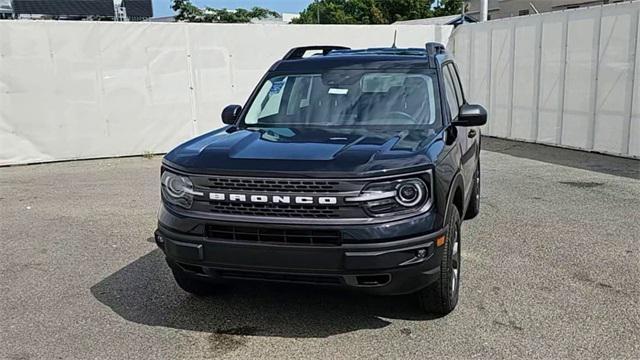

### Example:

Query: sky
xmin=153 ymin=0 xmax=315 ymax=17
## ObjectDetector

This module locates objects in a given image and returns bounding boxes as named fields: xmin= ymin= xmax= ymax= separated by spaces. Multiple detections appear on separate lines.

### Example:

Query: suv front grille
xmin=206 ymin=224 xmax=343 ymax=246
xmin=202 ymin=177 xmax=344 ymax=193
xmin=190 ymin=175 xmax=368 ymax=219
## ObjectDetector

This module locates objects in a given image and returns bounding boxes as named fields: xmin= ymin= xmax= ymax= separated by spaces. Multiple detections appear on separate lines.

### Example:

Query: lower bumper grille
xmin=205 ymin=224 xmax=343 ymax=246
xmin=217 ymin=269 xmax=341 ymax=284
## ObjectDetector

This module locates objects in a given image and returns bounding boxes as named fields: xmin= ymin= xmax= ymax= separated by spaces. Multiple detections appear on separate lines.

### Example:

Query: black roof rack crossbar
xmin=283 ymin=46 xmax=351 ymax=60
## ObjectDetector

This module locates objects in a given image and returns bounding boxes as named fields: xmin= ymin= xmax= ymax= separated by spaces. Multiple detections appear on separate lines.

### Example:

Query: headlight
xmin=346 ymin=177 xmax=430 ymax=216
xmin=395 ymin=179 xmax=425 ymax=207
xmin=161 ymin=171 xmax=202 ymax=209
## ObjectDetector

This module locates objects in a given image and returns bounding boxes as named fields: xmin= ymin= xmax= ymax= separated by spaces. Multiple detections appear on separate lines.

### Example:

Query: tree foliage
xmin=172 ymin=0 xmax=279 ymax=23
xmin=170 ymin=0 xmax=464 ymax=24
xmin=293 ymin=0 xmax=426 ymax=24
xmin=292 ymin=0 xmax=464 ymax=24
xmin=433 ymin=0 xmax=465 ymax=17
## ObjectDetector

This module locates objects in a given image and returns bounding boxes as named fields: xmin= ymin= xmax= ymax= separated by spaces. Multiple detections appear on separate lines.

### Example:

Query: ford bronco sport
xmin=155 ymin=43 xmax=487 ymax=314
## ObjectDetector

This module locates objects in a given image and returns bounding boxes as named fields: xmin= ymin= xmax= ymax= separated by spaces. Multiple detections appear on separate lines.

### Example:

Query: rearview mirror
xmin=221 ymin=104 xmax=242 ymax=125
xmin=453 ymin=103 xmax=487 ymax=127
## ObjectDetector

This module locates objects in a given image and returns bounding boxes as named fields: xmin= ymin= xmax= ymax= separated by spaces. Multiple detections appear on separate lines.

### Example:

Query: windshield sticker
xmin=328 ymin=88 xmax=349 ymax=95
xmin=269 ymin=81 xmax=285 ymax=95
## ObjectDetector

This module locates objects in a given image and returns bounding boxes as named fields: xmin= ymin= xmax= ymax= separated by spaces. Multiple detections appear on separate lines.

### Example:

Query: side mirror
xmin=221 ymin=104 xmax=242 ymax=125
xmin=453 ymin=103 xmax=487 ymax=127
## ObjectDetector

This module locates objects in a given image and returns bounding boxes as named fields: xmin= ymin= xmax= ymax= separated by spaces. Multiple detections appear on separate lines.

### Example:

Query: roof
xmin=270 ymin=46 xmax=450 ymax=72
xmin=394 ymin=14 xmax=477 ymax=26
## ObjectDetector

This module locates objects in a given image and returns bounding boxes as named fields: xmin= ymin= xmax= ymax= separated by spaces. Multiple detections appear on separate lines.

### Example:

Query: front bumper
xmin=156 ymin=206 xmax=446 ymax=295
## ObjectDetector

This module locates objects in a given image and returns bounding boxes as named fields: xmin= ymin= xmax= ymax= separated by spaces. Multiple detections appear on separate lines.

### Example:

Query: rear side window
xmin=442 ymin=66 xmax=460 ymax=120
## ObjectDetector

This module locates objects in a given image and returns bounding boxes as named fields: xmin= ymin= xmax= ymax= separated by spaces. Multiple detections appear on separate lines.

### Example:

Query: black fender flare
xmin=442 ymin=171 xmax=465 ymax=225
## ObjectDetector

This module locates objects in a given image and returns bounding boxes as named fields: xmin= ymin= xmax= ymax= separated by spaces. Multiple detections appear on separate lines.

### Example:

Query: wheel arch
xmin=443 ymin=171 xmax=465 ymax=225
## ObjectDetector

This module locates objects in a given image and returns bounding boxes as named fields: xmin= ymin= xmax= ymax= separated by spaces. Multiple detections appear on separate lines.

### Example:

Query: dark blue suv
xmin=155 ymin=43 xmax=487 ymax=314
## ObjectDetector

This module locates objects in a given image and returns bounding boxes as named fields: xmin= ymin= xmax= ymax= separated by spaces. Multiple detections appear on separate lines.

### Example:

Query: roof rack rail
xmin=425 ymin=42 xmax=445 ymax=55
xmin=425 ymin=42 xmax=445 ymax=67
xmin=282 ymin=46 xmax=351 ymax=61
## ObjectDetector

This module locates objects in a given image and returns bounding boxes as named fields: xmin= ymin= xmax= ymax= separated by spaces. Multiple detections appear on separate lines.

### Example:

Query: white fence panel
xmin=489 ymin=24 xmax=514 ymax=138
xmin=537 ymin=12 xmax=567 ymax=145
xmin=562 ymin=7 xmax=600 ymax=150
xmin=0 ymin=22 xmax=452 ymax=165
xmin=468 ymin=27 xmax=492 ymax=132
xmin=594 ymin=6 xmax=637 ymax=155
xmin=450 ymin=1 xmax=640 ymax=158
xmin=512 ymin=17 xmax=540 ymax=141
xmin=632 ymin=9 xmax=640 ymax=158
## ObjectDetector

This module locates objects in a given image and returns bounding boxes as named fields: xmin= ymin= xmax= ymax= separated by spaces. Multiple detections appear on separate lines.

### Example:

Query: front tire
xmin=171 ymin=267 xmax=215 ymax=296
xmin=417 ymin=205 xmax=461 ymax=315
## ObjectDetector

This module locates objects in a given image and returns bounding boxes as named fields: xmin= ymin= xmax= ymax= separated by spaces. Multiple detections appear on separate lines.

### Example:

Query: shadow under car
xmin=90 ymin=248 xmax=444 ymax=339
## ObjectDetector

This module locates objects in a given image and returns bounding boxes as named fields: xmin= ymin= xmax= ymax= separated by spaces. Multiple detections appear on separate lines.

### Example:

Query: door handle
xmin=468 ymin=129 xmax=477 ymax=138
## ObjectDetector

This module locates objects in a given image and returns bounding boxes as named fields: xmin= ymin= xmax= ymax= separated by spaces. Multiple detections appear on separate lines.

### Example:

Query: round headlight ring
xmin=395 ymin=179 xmax=426 ymax=207
xmin=163 ymin=172 xmax=191 ymax=198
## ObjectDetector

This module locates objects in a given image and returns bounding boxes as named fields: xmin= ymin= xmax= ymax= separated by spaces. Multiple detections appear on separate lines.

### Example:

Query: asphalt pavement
xmin=1 ymin=138 xmax=639 ymax=359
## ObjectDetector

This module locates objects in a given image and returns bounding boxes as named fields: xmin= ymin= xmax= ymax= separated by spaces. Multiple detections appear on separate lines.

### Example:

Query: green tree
xmin=432 ymin=0 xmax=464 ymax=17
xmin=172 ymin=0 xmax=279 ymax=23
xmin=292 ymin=0 xmax=435 ymax=24
xmin=172 ymin=0 xmax=201 ymax=21
xmin=378 ymin=0 xmax=433 ymax=23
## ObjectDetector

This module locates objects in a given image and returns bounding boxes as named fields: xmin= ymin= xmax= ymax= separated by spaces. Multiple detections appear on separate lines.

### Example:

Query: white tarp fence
xmin=0 ymin=21 xmax=451 ymax=165
xmin=450 ymin=1 xmax=640 ymax=159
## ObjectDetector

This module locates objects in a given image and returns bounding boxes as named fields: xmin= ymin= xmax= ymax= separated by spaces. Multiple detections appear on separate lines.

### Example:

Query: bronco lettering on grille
xmin=209 ymin=192 xmax=338 ymax=205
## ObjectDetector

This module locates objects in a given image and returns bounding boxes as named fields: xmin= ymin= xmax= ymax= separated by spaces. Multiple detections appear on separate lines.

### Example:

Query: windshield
xmin=242 ymin=69 xmax=441 ymax=128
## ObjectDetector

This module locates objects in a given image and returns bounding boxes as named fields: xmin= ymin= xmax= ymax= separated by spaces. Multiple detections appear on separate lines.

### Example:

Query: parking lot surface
xmin=1 ymin=138 xmax=639 ymax=359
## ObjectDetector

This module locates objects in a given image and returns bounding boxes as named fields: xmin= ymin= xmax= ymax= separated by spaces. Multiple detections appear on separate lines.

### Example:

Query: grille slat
xmin=204 ymin=201 xmax=343 ymax=218
xmin=206 ymin=224 xmax=342 ymax=246
xmin=203 ymin=178 xmax=343 ymax=193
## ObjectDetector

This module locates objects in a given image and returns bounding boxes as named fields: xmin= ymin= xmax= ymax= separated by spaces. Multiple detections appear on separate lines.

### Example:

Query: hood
xmin=164 ymin=126 xmax=444 ymax=177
